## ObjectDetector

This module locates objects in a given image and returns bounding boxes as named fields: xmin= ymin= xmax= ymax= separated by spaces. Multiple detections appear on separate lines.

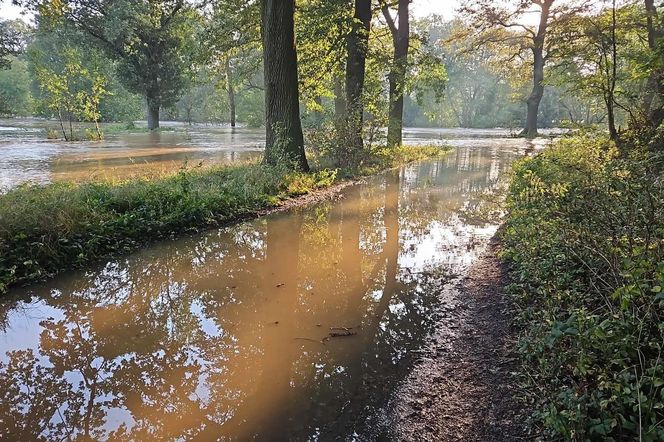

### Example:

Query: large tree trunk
xmin=524 ymin=47 xmax=545 ymax=138
xmin=226 ymin=57 xmax=237 ymax=128
xmin=345 ymin=0 xmax=372 ymax=151
xmin=643 ymin=0 xmax=664 ymax=128
xmin=522 ymin=0 xmax=553 ymax=139
xmin=384 ymin=0 xmax=410 ymax=148
xmin=146 ymin=94 xmax=160 ymax=131
xmin=260 ymin=0 xmax=309 ymax=171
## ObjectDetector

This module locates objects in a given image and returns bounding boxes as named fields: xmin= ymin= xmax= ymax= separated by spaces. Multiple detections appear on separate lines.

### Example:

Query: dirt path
xmin=385 ymin=236 xmax=530 ymax=441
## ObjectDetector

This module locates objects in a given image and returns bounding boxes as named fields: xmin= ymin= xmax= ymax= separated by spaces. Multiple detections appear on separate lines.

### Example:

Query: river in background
xmin=0 ymin=118 xmax=557 ymax=190
xmin=0 ymin=130 xmax=548 ymax=440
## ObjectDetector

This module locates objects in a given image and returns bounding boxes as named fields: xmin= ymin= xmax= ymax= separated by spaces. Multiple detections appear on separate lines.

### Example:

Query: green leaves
xmin=504 ymin=134 xmax=664 ymax=440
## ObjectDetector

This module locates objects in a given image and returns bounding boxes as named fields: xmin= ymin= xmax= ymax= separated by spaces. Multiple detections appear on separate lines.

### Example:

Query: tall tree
xmin=0 ymin=19 xmax=28 ymax=69
xmin=16 ymin=0 xmax=197 ymax=130
xmin=345 ymin=0 xmax=372 ymax=150
xmin=461 ymin=0 xmax=589 ymax=138
xmin=643 ymin=0 xmax=664 ymax=128
xmin=382 ymin=0 xmax=410 ymax=148
xmin=260 ymin=0 xmax=308 ymax=171
xmin=205 ymin=0 xmax=262 ymax=127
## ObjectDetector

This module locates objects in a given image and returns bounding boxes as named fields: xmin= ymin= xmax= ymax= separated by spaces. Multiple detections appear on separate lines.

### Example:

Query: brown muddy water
xmin=0 ymin=120 xmax=265 ymax=190
xmin=0 ymin=132 xmax=544 ymax=440
xmin=0 ymin=118 xmax=556 ymax=190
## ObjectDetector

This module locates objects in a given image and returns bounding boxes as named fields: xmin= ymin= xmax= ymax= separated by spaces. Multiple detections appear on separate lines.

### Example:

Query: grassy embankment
xmin=502 ymin=133 xmax=664 ymax=440
xmin=0 ymin=144 xmax=448 ymax=294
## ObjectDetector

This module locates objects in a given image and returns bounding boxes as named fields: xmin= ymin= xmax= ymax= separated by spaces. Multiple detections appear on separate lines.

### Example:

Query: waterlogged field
xmin=0 ymin=119 xmax=555 ymax=190
xmin=0 ymin=133 xmax=542 ymax=439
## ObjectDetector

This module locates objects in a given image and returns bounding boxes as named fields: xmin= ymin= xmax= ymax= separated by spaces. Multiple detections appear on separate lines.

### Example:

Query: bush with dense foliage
xmin=503 ymin=133 xmax=664 ymax=440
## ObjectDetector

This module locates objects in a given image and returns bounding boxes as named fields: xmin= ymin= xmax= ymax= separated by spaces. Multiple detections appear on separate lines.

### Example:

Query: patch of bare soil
xmin=386 ymin=236 xmax=529 ymax=441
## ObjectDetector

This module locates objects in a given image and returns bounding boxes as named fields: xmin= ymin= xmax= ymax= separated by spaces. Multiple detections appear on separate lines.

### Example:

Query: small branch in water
xmin=326 ymin=327 xmax=358 ymax=339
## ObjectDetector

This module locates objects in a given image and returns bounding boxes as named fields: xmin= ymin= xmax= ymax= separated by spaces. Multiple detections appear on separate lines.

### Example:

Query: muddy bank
xmin=385 ymin=236 xmax=530 ymax=441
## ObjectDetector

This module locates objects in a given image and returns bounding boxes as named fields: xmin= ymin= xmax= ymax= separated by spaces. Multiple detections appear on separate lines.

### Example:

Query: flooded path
xmin=0 ymin=135 xmax=541 ymax=440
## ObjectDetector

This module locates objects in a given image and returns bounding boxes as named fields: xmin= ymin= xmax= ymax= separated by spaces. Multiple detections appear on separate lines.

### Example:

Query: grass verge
xmin=502 ymin=133 xmax=664 ymax=440
xmin=0 ymin=144 xmax=450 ymax=294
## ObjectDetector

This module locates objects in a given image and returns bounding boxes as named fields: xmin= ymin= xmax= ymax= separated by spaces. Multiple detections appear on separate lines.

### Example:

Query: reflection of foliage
xmin=0 ymin=349 xmax=83 ymax=440
xmin=0 ymin=145 xmax=516 ymax=439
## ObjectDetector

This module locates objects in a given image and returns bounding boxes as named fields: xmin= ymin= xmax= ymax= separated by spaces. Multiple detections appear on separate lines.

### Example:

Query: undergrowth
xmin=503 ymin=133 xmax=664 ymax=440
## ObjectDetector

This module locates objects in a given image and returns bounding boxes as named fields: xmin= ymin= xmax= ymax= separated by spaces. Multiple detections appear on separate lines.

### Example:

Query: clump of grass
xmin=0 ymin=161 xmax=334 ymax=293
xmin=0 ymin=143 xmax=448 ymax=294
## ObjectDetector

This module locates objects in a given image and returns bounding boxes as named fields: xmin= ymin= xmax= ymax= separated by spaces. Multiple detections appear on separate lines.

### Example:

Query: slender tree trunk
xmin=522 ymin=0 xmax=552 ymax=139
xmin=608 ymin=0 xmax=619 ymax=141
xmin=260 ymin=0 xmax=309 ymax=171
xmin=94 ymin=119 xmax=102 ymax=140
xmin=57 ymin=107 xmax=67 ymax=140
xmin=146 ymin=94 xmax=160 ymax=131
xmin=383 ymin=0 xmax=410 ymax=148
xmin=226 ymin=57 xmax=237 ymax=128
xmin=345 ymin=0 xmax=372 ymax=150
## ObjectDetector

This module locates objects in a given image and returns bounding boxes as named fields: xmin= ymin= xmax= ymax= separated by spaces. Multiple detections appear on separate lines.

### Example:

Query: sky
xmin=0 ymin=1 xmax=24 ymax=20
xmin=1 ymin=0 xmax=464 ymax=22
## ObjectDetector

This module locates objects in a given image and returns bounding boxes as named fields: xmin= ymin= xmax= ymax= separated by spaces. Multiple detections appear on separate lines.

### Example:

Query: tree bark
xmin=226 ymin=57 xmax=237 ymax=128
xmin=522 ymin=0 xmax=553 ymax=139
xmin=643 ymin=0 xmax=664 ymax=128
xmin=383 ymin=0 xmax=410 ymax=148
xmin=345 ymin=0 xmax=372 ymax=150
xmin=146 ymin=94 xmax=160 ymax=131
xmin=260 ymin=0 xmax=309 ymax=171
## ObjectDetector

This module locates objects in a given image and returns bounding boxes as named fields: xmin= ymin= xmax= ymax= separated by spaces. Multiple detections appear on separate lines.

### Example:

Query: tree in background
xmin=381 ymin=0 xmax=411 ymax=148
xmin=551 ymin=0 xmax=644 ymax=140
xmin=345 ymin=0 xmax=372 ymax=150
xmin=642 ymin=0 xmax=664 ymax=128
xmin=26 ymin=19 xmax=143 ymax=124
xmin=260 ymin=0 xmax=308 ymax=171
xmin=0 ymin=56 xmax=32 ymax=116
xmin=461 ymin=0 xmax=590 ymax=138
xmin=205 ymin=0 xmax=262 ymax=128
xmin=0 ymin=19 xmax=32 ymax=115
xmin=16 ymin=0 xmax=199 ymax=130
xmin=34 ymin=46 xmax=108 ymax=140
xmin=0 ymin=19 xmax=26 ymax=69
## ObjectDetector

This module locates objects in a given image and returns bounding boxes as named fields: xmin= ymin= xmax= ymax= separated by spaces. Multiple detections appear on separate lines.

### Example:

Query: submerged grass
xmin=0 ymin=144 xmax=450 ymax=294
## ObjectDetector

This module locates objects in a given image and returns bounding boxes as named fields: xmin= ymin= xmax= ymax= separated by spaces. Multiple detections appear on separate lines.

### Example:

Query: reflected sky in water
xmin=0 ymin=137 xmax=536 ymax=440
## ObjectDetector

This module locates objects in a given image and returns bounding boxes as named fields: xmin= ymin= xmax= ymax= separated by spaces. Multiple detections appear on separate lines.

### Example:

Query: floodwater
xmin=0 ymin=120 xmax=265 ymax=190
xmin=0 ymin=131 xmax=543 ymax=440
xmin=0 ymin=118 xmax=550 ymax=191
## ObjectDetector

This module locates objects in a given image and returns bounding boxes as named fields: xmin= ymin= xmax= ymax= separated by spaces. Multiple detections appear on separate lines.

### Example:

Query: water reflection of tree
xmin=0 ymin=145 xmax=515 ymax=440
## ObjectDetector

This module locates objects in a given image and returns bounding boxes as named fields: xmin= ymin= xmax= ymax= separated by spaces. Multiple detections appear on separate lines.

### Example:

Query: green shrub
xmin=503 ymin=133 xmax=664 ymax=440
